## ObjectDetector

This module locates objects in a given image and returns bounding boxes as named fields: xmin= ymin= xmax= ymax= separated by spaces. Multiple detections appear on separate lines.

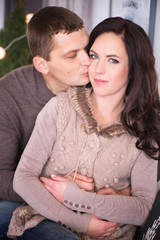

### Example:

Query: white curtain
xmin=42 ymin=0 xmax=93 ymax=33
xmin=0 ymin=0 xmax=5 ymax=30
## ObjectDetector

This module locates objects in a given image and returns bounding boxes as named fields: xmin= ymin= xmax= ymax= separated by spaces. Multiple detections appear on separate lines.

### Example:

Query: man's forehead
xmin=54 ymin=28 xmax=88 ymax=44
xmin=53 ymin=29 xmax=89 ymax=53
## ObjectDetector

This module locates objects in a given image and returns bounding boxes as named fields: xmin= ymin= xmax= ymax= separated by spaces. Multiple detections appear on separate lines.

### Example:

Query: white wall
xmin=43 ymin=0 xmax=94 ymax=33
xmin=0 ymin=0 xmax=5 ymax=30
xmin=91 ymin=0 xmax=110 ymax=30
xmin=43 ymin=0 xmax=110 ymax=34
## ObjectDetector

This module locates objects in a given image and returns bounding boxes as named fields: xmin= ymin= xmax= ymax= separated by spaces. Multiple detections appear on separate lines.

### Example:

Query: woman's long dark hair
xmin=88 ymin=17 xmax=160 ymax=160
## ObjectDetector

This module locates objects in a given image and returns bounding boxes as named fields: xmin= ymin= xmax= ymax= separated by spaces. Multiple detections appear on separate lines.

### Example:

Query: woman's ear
xmin=33 ymin=56 xmax=49 ymax=74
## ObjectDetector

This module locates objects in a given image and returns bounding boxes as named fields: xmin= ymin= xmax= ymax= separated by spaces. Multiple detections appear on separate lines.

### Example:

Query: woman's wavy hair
xmin=87 ymin=17 xmax=160 ymax=160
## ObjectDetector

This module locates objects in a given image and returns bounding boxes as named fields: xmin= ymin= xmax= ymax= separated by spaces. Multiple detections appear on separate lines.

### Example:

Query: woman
xmin=9 ymin=17 xmax=159 ymax=239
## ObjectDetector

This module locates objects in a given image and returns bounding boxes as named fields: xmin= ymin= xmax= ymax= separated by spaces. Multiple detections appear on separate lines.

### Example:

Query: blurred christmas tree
xmin=0 ymin=0 xmax=32 ymax=77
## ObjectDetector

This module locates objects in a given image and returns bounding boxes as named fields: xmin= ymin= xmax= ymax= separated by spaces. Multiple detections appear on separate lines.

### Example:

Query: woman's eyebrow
xmin=89 ymin=50 xmax=120 ymax=59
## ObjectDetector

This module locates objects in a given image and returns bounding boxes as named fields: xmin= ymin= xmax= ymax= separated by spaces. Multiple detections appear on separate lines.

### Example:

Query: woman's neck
xmin=90 ymin=92 xmax=124 ymax=127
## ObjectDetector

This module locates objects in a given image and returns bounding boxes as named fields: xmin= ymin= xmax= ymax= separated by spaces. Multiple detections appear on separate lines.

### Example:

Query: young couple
xmin=0 ymin=6 xmax=159 ymax=240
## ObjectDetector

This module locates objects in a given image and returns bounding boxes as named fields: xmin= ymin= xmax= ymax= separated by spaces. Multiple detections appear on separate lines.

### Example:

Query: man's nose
xmin=80 ymin=50 xmax=91 ymax=66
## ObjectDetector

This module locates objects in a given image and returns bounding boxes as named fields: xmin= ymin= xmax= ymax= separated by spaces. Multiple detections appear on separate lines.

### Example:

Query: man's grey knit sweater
xmin=0 ymin=64 xmax=54 ymax=201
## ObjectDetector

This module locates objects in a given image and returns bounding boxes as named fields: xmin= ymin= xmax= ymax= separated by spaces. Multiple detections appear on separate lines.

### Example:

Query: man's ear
xmin=33 ymin=56 xmax=49 ymax=74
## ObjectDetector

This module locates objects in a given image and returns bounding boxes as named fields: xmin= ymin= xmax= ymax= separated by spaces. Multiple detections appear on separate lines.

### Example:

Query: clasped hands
xmin=40 ymin=173 xmax=130 ymax=239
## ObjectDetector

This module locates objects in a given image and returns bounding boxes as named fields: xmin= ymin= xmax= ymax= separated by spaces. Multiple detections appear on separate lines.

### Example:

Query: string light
xmin=0 ymin=47 xmax=6 ymax=60
xmin=25 ymin=13 xmax=33 ymax=24
xmin=0 ymin=13 xmax=34 ymax=60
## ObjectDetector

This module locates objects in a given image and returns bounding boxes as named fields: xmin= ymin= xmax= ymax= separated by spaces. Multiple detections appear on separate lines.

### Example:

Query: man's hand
xmin=97 ymin=186 xmax=131 ymax=196
xmin=66 ymin=172 xmax=94 ymax=192
xmin=40 ymin=171 xmax=95 ymax=203
xmin=40 ymin=174 xmax=128 ymax=239
xmin=41 ymin=171 xmax=94 ymax=193
xmin=90 ymin=186 xmax=130 ymax=238
xmin=86 ymin=216 xmax=120 ymax=239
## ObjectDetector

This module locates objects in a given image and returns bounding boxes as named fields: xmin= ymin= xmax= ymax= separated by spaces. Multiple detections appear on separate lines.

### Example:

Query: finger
xmin=69 ymin=172 xmax=93 ymax=182
xmin=97 ymin=187 xmax=117 ymax=195
xmin=98 ymin=234 xmax=112 ymax=239
xmin=105 ymin=221 xmax=120 ymax=228
xmin=101 ymin=229 xmax=116 ymax=238
xmin=99 ymin=225 xmax=120 ymax=239
xmin=119 ymin=186 xmax=131 ymax=196
xmin=51 ymin=175 xmax=69 ymax=183
xmin=74 ymin=179 xmax=95 ymax=192
xmin=97 ymin=237 xmax=107 ymax=239
xmin=66 ymin=174 xmax=95 ymax=191
xmin=97 ymin=188 xmax=110 ymax=195
xmin=43 ymin=183 xmax=52 ymax=192
xmin=66 ymin=175 xmax=73 ymax=181
xmin=104 ymin=225 xmax=119 ymax=234
xmin=40 ymin=177 xmax=54 ymax=187
xmin=101 ymin=233 xmax=112 ymax=238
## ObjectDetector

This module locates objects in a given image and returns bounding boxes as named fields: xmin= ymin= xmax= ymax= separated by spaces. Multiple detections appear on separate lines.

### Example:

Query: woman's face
xmin=88 ymin=32 xmax=129 ymax=98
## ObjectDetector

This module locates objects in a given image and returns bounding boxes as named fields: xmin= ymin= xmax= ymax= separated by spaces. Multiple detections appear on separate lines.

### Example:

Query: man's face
xmin=46 ymin=28 xmax=90 ymax=92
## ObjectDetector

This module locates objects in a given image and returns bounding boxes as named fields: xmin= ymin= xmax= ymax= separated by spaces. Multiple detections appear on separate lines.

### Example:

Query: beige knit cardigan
xmin=8 ymin=87 xmax=158 ymax=239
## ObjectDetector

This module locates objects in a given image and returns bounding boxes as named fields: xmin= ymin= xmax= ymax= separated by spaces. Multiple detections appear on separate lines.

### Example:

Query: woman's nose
xmin=95 ymin=60 xmax=105 ymax=74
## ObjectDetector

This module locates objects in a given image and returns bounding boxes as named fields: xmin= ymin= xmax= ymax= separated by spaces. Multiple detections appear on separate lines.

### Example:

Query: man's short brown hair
xmin=27 ymin=6 xmax=84 ymax=60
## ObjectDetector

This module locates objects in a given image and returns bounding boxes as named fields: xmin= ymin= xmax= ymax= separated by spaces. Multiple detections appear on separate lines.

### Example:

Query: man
xmin=0 ymin=6 xmax=118 ymax=240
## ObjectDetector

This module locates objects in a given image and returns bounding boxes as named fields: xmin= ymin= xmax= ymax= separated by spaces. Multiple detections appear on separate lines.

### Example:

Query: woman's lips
xmin=94 ymin=78 xmax=108 ymax=85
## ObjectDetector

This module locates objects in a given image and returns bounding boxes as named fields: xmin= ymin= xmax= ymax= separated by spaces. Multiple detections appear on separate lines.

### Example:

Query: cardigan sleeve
xmin=64 ymin=151 xmax=158 ymax=226
xmin=13 ymin=96 xmax=91 ymax=233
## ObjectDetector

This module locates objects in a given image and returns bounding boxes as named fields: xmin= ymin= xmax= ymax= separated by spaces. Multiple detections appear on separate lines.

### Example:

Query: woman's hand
xmin=40 ymin=172 xmax=95 ymax=203
xmin=40 ymin=175 xmax=69 ymax=203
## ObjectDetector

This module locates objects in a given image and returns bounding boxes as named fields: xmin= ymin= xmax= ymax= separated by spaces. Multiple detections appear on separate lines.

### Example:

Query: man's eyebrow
xmin=63 ymin=45 xmax=88 ymax=57
xmin=62 ymin=49 xmax=78 ymax=57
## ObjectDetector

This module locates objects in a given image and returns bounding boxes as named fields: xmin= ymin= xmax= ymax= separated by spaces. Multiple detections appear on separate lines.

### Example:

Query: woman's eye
xmin=109 ymin=58 xmax=119 ymax=63
xmin=89 ymin=54 xmax=98 ymax=60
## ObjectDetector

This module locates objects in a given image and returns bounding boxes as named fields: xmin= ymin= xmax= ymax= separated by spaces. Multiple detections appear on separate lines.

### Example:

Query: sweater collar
xmin=67 ymin=87 xmax=127 ymax=138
